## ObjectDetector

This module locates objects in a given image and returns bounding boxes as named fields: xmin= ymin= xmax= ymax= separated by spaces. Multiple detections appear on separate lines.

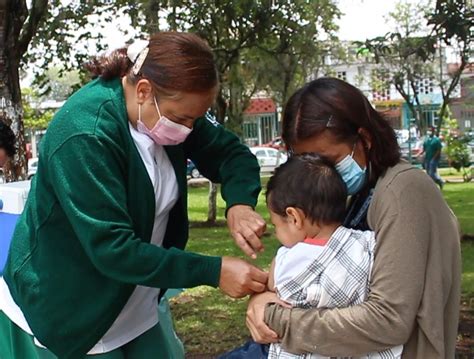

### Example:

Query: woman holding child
xmin=245 ymin=78 xmax=461 ymax=358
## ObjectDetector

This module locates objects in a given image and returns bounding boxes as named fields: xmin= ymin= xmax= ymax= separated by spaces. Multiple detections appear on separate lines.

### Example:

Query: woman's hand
xmin=227 ymin=205 xmax=267 ymax=259
xmin=246 ymin=291 xmax=291 ymax=344
xmin=219 ymin=256 xmax=268 ymax=298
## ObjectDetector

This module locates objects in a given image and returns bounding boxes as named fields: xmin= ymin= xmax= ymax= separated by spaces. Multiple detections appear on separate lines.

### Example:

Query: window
xmin=336 ymin=71 xmax=347 ymax=82
xmin=465 ymin=120 xmax=472 ymax=128
xmin=414 ymin=78 xmax=434 ymax=95
xmin=268 ymin=150 xmax=277 ymax=158
xmin=371 ymin=69 xmax=391 ymax=101
xmin=422 ymin=108 xmax=439 ymax=128
xmin=255 ymin=150 xmax=266 ymax=158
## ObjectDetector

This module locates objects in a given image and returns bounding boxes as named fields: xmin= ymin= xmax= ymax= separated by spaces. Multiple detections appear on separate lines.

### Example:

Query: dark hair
xmin=0 ymin=122 xmax=16 ymax=157
xmin=85 ymin=32 xmax=219 ymax=96
xmin=282 ymin=77 xmax=400 ymax=180
xmin=266 ymin=153 xmax=347 ymax=226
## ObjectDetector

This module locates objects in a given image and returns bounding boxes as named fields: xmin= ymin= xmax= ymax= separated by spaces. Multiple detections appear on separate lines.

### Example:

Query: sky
xmin=335 ymin=0 xmax=425 ymax=41
xmin=337 ymin=0 xmax=397 ymax=40
xmin=22 ymin=0 xmax=439 ymax=86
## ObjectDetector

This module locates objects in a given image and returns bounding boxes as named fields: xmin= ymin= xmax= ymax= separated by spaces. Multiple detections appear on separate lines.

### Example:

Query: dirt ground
xmin=457 ymin=302 xmax=474 ymax=358
xmin=185 ymin=307 xmax=474 ymax=359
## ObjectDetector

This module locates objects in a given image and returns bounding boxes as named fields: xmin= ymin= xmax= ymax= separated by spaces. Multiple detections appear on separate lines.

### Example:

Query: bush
xmin=442 ymin=118 xmax=472 ymax=182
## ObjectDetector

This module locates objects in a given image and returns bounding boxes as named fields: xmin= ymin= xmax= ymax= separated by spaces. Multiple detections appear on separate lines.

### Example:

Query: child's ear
xmin=285 ymin=207 xmax=305 ymax=229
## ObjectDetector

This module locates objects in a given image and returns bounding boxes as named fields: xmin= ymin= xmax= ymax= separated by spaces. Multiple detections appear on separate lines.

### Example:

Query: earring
xmin=138 ymin=104 xmax=142 ymax=123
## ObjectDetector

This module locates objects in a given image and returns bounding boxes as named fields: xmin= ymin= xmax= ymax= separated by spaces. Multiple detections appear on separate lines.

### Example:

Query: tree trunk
xmin=437 ymin=101 xmax=449 ymax=136
xmin=203 ymin=90 xmax=228 ymax=224
xmin=0 ymin=0 xmax=27 ymax=181
xmin=207 ymin=182 xmax=218 ymax=224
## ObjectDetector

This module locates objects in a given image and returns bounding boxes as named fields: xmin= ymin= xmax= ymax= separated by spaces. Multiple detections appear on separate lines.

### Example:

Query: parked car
xmin=468 ymin=140 xmax=474 ymax=165
xmin=399 ymin=137 xmax=424 ymax=163
xmin=186 ymin=159 xmax=201 ymax=179
xmin=261 ymin=136 xmax=286 ymax=151
xmin=27 ymin=158 xmax=39 ymax=180
xmin=401 ymin=138 xmax=452 ymax=168
xmin=250 ymin=146 xmax=287 ymax=173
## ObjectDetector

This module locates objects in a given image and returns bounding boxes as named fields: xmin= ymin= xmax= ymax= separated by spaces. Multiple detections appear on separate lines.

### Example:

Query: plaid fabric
xmin=269 ymin=227 xmax=402 ymax=359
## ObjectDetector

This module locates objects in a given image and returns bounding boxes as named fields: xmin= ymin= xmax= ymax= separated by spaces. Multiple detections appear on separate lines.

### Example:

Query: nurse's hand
xmin=219 ymin=256 xmax=268 ymax=298
xmin=227 ymin=205 xmax=267 ymax=259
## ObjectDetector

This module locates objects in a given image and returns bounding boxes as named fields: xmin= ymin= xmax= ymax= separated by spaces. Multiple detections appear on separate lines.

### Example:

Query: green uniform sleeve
xmin=48 ymin=134 xmax=221 ymax=288
xmin=184 ymin=114 xmax=261 ymax=212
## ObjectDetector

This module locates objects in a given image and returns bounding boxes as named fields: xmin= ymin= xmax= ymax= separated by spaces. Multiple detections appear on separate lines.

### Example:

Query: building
xmin=318 ymin=43 xmax=463 ymax=132
xmin=242 ymin=97 xmax=278 ymax=146
xmin=449 ymin=63 xmax=474 ymax=133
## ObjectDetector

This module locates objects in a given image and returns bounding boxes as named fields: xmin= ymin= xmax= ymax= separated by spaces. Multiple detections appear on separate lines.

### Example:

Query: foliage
xmin=21 ymin=88 xmax=54 ymax=130
xmin=132 ymin=1 xmax=340 ymax=222
xmin=357 ymin=1 xmax=437 ymax=134
xmin=442 ymin=117 xmax=472 ymax=182
xmin=1 ymin=0 xmax=128 ymax=180
xmin=38 ymin=67 xmax=81 ymax=100
xmin=139 ymin=0 xmax=341 ymax=124
xmin=24 ymin=2 xmax=127 ymax=88
xmin=358 ymin=0 xmax=472 ymax=135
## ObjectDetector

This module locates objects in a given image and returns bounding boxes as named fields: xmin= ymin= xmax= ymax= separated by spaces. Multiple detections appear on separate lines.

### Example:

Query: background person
xmin=422 ymin=126 xmax=444 ymax=189
xmin=0 ymin=121 xmax=15 ymax=168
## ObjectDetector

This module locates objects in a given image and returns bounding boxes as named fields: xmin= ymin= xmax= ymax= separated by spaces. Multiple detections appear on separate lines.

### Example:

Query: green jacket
xmin=4 ymin=78 xmax=261 ymax=358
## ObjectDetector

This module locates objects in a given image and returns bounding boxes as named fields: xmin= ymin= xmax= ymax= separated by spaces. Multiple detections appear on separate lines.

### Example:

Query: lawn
xmin=171 ymin=177 xmax=474 ymax=356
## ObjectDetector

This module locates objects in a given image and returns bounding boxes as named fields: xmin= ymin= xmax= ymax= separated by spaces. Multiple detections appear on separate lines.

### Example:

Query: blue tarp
xmin=0 ymin=212 xmax=19 ymax=275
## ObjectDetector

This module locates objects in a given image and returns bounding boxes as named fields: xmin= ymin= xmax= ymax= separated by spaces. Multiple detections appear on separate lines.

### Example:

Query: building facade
xmin=319 ymin=43 xmax=469 ymax=133
xmin=450 ymin=63 xmax=474 ymax=134
xmin=242 ymin=98 xmax=278 ymax=146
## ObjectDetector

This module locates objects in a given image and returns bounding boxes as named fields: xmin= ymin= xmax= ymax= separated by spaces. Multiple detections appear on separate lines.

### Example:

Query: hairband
xmin=127 ymin=40 xmax=149 ymax=75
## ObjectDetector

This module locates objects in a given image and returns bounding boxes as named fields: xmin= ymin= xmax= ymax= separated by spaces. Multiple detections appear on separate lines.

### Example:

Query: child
xmin=265 ymin=154 xmax=403 ymax=359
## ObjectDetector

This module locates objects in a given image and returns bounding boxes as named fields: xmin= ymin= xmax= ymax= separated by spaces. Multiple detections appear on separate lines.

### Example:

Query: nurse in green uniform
xmin=0 ymin=32 xmax=267 ymax=358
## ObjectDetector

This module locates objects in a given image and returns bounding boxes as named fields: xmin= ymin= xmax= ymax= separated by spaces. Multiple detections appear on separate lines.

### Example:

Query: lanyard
xmin=343 ymin=188 xmax=374 ymax=229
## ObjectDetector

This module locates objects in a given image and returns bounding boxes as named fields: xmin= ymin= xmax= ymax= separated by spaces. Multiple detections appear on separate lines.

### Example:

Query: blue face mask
xmin=335 ymin=143 xmax=367 ymax=195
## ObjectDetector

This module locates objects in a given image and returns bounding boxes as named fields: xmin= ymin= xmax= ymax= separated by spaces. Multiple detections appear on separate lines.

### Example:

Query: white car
xmin=27 ymin=158 xmax=39 ymax=180
xmin=250 ymin=147 xmax=287 ymax=173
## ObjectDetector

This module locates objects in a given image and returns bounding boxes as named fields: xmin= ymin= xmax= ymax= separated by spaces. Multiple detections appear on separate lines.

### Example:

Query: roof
xmin=244 ymin=98 xmax=276 ymax=115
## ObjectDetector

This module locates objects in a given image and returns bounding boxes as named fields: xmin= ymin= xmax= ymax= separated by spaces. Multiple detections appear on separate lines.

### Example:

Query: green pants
xmin=0 ymin=305 xmax=184 ymax=359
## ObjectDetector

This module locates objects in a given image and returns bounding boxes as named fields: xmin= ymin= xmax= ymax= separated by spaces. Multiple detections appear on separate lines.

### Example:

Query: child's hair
xmin=266 ymin=153 xmax=347 ymax=225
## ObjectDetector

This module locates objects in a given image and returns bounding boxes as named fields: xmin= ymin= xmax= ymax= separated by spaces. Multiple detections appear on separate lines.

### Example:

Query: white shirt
xmin=0 ymin=124 xmax=179 ymax=354
xmin=274 ymin=243 xmax=326 ymax=290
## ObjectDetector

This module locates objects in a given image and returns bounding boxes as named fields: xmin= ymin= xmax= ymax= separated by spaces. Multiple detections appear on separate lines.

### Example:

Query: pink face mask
xmin=137 ymin=97 xmax=192 ymax=145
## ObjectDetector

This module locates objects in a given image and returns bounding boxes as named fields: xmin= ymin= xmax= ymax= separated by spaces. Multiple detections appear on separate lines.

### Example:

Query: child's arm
xmin=267 ymin=258 xmax=276 ymax=291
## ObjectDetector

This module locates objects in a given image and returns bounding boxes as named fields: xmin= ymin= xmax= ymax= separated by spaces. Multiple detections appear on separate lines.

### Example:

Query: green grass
xmin=462 ymin=241 xmax=474 ymax=297
xmin=171 ymin=179 xmax=474 ymax=355
xmin=443 ymin=182 xmax=474 ymax=236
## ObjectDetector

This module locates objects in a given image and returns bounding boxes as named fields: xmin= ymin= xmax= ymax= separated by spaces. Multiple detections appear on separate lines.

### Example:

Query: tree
xmin=429 ymin=0 xmax=472 ymax=135
xmin=39 ymin=67 xmax=81 ymax=101
xmin=0 ymin=1 xmax=119 ymax=181
xmin=359 ymin=0 xmax=472 ymax=135
xmin=442 ymin=116 xmax=472 ymax=182
xmin=358 ymin=1 xmax=437 ymax=134
xmin=255 ymin=1 xmax=341 ymax=105
xmin=22 ymin=88 xmax=54 ymax=131
xmin=0 ymin=0 xmax=48 ymax=180
xmin=144 ymin=0 xmax=340 ymax=223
